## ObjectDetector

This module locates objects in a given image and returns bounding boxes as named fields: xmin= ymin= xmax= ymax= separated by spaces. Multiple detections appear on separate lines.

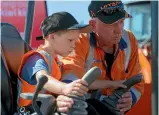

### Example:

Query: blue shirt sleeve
xmin=130 ymin=90 xmax=137 ymax=105
xmin=21 ymin=54 xmax=49 ymax=85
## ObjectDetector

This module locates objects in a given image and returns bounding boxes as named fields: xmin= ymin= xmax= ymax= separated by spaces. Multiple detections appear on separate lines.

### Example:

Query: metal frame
xmin=151 ymin=1 xmax=158 ymax=115
xmin=24 ymin=1 xmax=35 ymax=44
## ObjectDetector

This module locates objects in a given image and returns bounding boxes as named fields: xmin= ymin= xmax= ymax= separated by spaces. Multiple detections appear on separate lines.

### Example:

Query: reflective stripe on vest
xmin=85 ymin=30 xmax=131 ymax=72
xmin=37 ymin=50 xmax=53 ymax=74
xmin=122 ymin=29 xmax=131 ymax=71
xmin=85 ymin=33 xmax=95 ymax=72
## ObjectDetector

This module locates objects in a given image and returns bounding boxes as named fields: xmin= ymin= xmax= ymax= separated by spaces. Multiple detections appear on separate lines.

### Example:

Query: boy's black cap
xmin=38 ymin=11 xmax=92 ymax=40
xmin=88 ymin=1 xmax=132 ymax=24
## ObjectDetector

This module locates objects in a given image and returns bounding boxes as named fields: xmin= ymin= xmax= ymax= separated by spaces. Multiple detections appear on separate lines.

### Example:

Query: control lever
xmin=114 ymin=74 xmax=143 ymax=97
xmin=32 ymin=75 xmax=48 ymax=115
xmin=82 ymin=66 xmax=102 ymax=87
xmin=68 ymin=66 xmax=102 ymax=115
xmin=102 ymin=74 xmax=143 ymax=115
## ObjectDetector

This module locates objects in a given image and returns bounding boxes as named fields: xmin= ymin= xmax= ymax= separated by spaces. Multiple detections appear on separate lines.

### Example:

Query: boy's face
xmin=52 ymin=30 xmax=80 ymax=56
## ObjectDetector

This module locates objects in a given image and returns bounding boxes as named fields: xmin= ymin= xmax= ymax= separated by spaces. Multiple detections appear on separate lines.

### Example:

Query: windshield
xmin=124 ymin=2 xmax=151 ymax=41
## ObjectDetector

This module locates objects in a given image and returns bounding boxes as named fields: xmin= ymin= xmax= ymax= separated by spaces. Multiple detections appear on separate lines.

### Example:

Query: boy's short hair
xmin=55 ymin=29 xmax=86 ymax=36
xmin=54 ymin=30 xmax=70 ymax=36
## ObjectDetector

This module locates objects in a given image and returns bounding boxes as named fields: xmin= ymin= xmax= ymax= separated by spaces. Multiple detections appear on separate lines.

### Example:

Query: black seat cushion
xmin=1 ymin=22 xmax=32 ymax=114
xmin=1 ymin=54 xmax=13 ymax=114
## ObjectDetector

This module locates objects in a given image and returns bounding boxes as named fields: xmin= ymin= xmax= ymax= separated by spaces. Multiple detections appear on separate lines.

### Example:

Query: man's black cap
xmin=38 ymin=11 xmax=92 ymax=40
xmin=88 ymin=1 xmax=132 ymax=24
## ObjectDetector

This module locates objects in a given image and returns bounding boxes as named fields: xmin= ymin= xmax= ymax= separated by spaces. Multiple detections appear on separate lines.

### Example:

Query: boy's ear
xmin=48 ymin=33 xmax=54 ymax=40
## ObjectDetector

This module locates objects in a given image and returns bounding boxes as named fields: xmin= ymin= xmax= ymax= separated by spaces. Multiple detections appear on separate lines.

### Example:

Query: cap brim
xmin=68 ymin=24 xmax=93 ymax=33
xmin=36 ymin=24 xmax=93 ymax=41
xmin=98 ymin=10 xmax=132 ymax=24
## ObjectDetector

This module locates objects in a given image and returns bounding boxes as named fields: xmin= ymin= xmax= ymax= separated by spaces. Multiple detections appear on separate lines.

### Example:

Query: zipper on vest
xmin=106 ymin=46 xmax=120 ymax=80
xmin=110 ymin=47 xmax=120 ymax=79
xmin=103 ymin=60 xmax=108 ymax=73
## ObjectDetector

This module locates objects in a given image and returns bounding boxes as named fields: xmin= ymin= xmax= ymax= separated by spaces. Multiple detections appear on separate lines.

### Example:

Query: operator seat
xmin=1 ymin=23 xmax=32 ymax=114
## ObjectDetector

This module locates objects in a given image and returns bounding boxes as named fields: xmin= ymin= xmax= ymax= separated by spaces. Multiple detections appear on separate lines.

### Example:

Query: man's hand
xmin=117 ymin=91 xmax=132 ymax=114
xmin=56 ymin=95 xmax=74 ymax=113
xmin=110 ymin=80 xmax=127 ymax=89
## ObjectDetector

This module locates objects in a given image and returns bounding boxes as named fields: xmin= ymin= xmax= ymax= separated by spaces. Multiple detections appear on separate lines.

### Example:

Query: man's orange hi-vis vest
xmin=17 ymin=49 xmax=61 ymax=106
xmin=61 ymin=30 xmax=144 ymax=99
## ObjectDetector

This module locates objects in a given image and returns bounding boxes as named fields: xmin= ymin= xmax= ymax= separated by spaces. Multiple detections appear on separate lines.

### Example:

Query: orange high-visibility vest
xmin=62 ymin=30 xmax=144 ymax=96
xmin=17 ymin=49 xmax=61 ymax=106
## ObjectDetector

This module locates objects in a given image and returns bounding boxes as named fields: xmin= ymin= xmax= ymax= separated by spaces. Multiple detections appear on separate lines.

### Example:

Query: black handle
xmin=32 ymin=75 xmax=48 ymax=115
xmin=114 ymin=74 xmax=143 ymax=94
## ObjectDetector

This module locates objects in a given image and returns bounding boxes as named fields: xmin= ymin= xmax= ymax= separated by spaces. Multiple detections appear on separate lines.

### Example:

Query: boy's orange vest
xmin=17 ymin=49 xmax=61 ymax=106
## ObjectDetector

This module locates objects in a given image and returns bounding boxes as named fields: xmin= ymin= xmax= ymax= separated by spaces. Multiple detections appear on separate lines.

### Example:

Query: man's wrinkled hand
xmin=56 ymin=95 xmax=74 ymax=113
xmin=117 ymin=91 xmax=132 ymax=114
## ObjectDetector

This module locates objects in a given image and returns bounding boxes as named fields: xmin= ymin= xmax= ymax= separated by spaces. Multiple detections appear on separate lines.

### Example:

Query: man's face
xmin=92 ymin=18 xmax=124 ymax=47
xmin=52 ymin=30 xmax=79 ymax=56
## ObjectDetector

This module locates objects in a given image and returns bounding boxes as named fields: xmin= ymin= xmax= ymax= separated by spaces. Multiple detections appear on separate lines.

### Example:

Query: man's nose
xmin=114 ymin=22 xmax=123 ymax=34
xmin=71 ymin=41 xmax=76 ymax=48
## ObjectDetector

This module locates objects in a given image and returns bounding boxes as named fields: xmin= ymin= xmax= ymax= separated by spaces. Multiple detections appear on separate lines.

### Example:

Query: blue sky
xmin=46 ymin=1 xmax=91 ymax=24
xmin=46 ymin=0 xmax=129 ymax=24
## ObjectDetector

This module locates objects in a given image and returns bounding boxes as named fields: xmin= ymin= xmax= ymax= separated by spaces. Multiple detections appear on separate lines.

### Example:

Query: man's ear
xmin=89 ymin=19 xmax=96 ymax=31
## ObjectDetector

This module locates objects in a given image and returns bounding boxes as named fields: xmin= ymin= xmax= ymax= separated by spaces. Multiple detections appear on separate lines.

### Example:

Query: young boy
xmin=18 ymin=11 xmax=91 ymax=107
xmin=17 ymin=11 xmax=126 ymax=109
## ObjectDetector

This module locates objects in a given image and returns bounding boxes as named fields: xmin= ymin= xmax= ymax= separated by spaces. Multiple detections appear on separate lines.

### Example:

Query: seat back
xmin=1 ymin=52 xmax=13 ymax=114
xmin=1 ymin=23 xmax=32 ymax=114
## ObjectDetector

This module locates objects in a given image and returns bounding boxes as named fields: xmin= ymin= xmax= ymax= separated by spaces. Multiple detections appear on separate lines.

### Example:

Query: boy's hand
xmin=62 ymin=79 xmax=88 ymax=96
xmin=110 ymin=80 xmax=127 ymax=89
